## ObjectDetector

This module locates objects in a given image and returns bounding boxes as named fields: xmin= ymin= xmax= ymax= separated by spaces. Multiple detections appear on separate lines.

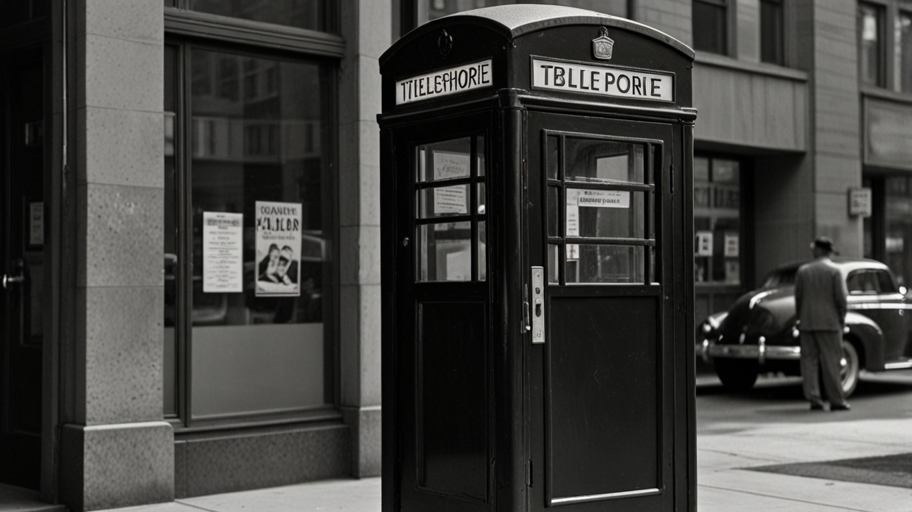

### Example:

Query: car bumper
xmin=700 ymin=339 xmax=801 ymax=364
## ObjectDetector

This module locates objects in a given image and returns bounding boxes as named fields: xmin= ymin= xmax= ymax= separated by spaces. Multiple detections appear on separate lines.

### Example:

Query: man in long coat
xmin=795 ymin=236 xmax=850 ymax=411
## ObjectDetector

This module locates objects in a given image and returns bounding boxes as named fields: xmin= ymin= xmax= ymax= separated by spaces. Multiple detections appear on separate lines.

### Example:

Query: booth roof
xmin=381 ymin=4 xmax=694 ymax=67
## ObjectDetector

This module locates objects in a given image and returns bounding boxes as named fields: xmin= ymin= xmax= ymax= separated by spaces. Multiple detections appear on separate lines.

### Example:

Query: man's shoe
xmin=831 ymin=403 xmax=851 ymax=411
xmin=810 ymin=403 xmax=825 ymax=411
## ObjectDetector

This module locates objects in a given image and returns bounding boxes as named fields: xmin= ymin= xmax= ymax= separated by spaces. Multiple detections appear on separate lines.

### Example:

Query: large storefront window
xmin=883 ymin=177 xmax=912 ymax=286
xmin=164 ymin=43 xmax=333 ymax=427
xmin=694 ymin=157 xmax=742 ymax=286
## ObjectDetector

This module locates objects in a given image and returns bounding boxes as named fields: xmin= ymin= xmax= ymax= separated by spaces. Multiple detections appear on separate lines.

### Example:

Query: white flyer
xmin=202 ymin=212 xmax=243 ymax=293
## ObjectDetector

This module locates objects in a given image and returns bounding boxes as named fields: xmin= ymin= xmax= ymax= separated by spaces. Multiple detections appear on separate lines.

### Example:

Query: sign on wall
xmin=202 ymin=212 xmax=244 ymax=293
xmin=848 ymin=188 xmax=872 ymax=217
xmin=255 ymin=201 xmax=302 ymax=297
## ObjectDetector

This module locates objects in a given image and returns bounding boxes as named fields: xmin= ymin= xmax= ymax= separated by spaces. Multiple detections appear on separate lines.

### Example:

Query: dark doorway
xmin=1 ymin=53 xmax=45 ymax=490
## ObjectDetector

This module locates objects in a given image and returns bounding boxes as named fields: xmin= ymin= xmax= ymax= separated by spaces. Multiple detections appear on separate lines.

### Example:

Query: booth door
xmin=527 ymin=113 xmax=680 ymax=511
xmin=390 ymin=114 xmax=493 ymax=512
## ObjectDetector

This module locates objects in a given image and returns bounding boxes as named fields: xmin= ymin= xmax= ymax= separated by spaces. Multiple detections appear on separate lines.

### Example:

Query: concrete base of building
xmin=173 ymin=423 xmax=350 ymax=498
xmin=60 ymin=422 xmax=174 ymax=511
xmin=341 ymin=406 xmax=381 ymax=477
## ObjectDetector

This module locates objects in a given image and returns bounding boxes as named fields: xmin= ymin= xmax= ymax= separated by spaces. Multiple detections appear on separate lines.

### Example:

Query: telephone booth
xmin=379 ymin=6 xmax=696 ymax=512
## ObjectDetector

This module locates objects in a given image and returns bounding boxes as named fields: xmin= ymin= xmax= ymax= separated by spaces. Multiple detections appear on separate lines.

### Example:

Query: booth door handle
xmin=531 ymin=266 xmax=545 ymax=344
xmin=2 ymin=273 xmax=24 ymax=290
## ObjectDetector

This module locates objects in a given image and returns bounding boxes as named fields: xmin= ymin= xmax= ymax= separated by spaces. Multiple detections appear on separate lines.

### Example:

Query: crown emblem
xmin=592 ymin=27 xmax=614 ymax=60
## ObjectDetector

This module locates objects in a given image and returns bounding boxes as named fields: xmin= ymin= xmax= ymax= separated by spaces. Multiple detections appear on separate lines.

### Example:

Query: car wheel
xmin=840 ymin=340 xmax=860 ymax=397
xmin=714 ymin=359 xmax=759 ymax=391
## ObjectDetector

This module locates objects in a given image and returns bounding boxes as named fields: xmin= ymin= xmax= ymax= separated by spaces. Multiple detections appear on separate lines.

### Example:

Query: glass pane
xmin=693 ymin=0 xmax=728 ymax=55
xmin=548 ymin=244 xmax=559 ymax=284
xmin=548 ymin=187 xmax=559 ymax=236
xmin=164 ymin=45 xmax=178 ymax=418
xmin=566 ymin=139 xmax=644 ymax=184
xmin=885 ymin=176 xmax=912 ymax=286
xmin=566 ymin=245 xmax=648 ymax=284
xmin=418 ymin=185 xmax=469 ymax=218
xmin=418 ymin=138 xmax=472 ymax=182
xmin=547 ymin=135 xmax=559 ymax=180
xmin=477 ymin=135 xmax=486 ymax=176
xmin=859 ymin=3 xmax=883 ymax=87
xmin=190 ymin=0 xmax=325 ymax=31
xmin=419 ymin=0 xmax=627 ymax=25
xmin=418 ymin=222 xmax=472 ymax=282
xmin=478 ymin=221 xmax=487 ymax=281
xmin=899 ymin=12 xmax=912 ymax=93
xmin=566 ymin=189 xmax=647 ymax=239
xmin=189 ymin=49 xmax=329 ymax=419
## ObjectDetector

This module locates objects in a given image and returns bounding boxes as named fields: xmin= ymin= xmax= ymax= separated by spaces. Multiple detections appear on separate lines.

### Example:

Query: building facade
xmin=0 ymin=0 xmax=908 ymax=510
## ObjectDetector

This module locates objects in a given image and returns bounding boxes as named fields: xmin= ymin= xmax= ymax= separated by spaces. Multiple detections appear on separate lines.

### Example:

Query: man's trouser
xmin=799 ymin=330 xmax=847 ymax=406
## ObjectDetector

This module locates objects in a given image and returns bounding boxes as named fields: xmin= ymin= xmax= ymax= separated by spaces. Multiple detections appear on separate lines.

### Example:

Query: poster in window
xmin=433 ymin=151 xmax=470 ymax=214
xmin=724 ymin=233 xmax=739 ymax=257
xmin=255 ymin=201 xmax=302 ymax=297
xmin=202 ymin=212 xmax=244 ymax=293
xmin=696 ymin=231 xmax=713 ymax=257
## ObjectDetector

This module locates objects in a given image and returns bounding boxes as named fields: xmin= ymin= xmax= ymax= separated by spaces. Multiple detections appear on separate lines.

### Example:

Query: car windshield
xmin=762 ymin=267 xmax=797 ymax=287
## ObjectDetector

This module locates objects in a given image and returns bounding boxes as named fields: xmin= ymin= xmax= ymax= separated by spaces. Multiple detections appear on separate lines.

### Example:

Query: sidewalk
xmin=91 ymin=374 xmax=912 ymax=511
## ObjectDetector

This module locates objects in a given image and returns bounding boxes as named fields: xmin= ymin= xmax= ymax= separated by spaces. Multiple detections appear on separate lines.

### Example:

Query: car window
xmin=847 ymin=270 xmax=880 ymax=294
xmin=876 ymin=270 xmax=899 ymax=294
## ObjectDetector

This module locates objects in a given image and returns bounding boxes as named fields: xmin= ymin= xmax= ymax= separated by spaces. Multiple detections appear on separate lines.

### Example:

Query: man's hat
xmin=811 ymin=236 xmax=838 ymax=255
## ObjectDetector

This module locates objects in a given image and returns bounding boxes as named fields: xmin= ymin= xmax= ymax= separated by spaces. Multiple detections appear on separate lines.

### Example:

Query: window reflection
xmin=191 ymin=50 xmax=324 ymax=327
xmin=694 ymin=157 xmax=741 ymax=285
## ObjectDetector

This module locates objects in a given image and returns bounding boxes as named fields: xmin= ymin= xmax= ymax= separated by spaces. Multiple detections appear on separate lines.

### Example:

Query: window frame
xmin=545 ymin=130 xmax=660 ymax=286
xmin=163 ymin=10 xmax=340 ymax=432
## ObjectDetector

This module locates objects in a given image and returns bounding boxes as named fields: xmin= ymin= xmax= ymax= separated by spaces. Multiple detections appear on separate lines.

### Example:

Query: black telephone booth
xmin=379 ymin=6 xmax=696 ymax=512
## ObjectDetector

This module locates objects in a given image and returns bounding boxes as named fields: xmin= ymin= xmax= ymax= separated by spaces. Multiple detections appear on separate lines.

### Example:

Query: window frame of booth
xmin=163 ymin=3 xmax=341 ymax=432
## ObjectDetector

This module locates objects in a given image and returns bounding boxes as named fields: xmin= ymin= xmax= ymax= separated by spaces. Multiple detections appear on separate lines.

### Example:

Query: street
xmin=697 ymin=369 xmax=912 ymax=511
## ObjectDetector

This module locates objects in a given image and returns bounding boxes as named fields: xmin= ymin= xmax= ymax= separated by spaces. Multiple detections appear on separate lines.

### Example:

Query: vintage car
xmin=698 ymin=259 xmax=912 ymax=396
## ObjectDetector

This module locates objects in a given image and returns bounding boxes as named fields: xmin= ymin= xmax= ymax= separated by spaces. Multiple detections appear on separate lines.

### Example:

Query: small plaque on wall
xmin=848 ymin=188 xmax=872 ymax=217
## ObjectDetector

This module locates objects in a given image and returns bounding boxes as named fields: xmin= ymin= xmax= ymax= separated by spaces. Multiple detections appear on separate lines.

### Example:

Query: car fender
xmin=845 ymin=311 xmax=885 ymax=371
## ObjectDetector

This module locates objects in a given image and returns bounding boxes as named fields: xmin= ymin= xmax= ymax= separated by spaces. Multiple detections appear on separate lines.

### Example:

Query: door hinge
xmin=526 ymin=459 xmax=533 ymax=487
xmin=669 ymin=163 xmax=675 ymax=195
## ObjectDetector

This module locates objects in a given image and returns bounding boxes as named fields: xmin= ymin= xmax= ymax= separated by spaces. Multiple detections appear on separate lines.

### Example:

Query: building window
xmin=694 ymin=157 xmax=742 ymax=286
xmin=187 ymin=0 xmax=326 ymax=31
xmin=164 ymin=35 xmax=335 ymax=427
xmin=693 ymin=0 xmax=729 ymax=55
xmin=859 ymin=2 xmax=885 ymax=88
xmin=897 ymin=11 xmax=912 ymax=93
xmin=760 ymin=0 xmax=784 ymax=65
xmin=407 ymin=0 xmax=628 ymax=31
